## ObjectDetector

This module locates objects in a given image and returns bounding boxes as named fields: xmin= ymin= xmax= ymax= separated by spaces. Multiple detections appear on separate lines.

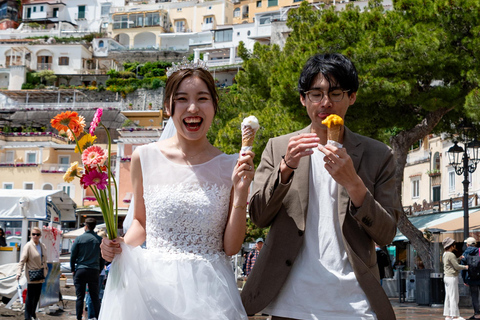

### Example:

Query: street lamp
xmin=447 ymin=122 xmax=480 ymax=239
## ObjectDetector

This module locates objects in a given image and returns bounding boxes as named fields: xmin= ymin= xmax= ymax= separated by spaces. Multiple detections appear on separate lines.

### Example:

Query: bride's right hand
xmin=101 ymin=237 xmax=124 ymax=262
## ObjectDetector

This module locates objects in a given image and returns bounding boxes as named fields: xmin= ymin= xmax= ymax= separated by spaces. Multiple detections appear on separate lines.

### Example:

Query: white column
xmin=229 ymin=47 xmax=235 ymax=64
xmin=194 ymin=49 xmax=200 ymax=62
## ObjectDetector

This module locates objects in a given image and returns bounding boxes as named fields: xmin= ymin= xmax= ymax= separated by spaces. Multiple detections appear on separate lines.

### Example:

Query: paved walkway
xmin=391 ymin=298 xmax=474 ymax=319
xmin=247 ymin=299 xmax=476 ymax=319
xmin=2 ymin=297 xmax=477 ymax=319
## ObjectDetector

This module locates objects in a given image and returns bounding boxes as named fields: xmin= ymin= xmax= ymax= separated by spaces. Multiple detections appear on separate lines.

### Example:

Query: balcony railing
xmin=37 ymin=63 xmax=52 ymax=70
xmin=0 ymin=102 xmax=124 ymax=110
xmin=206 ymin=58 xmax=243 ymax=68
xmin=74 ymin=69 xmax=110 ymax=75
xmin=41 ymin=163 xmax=69 ymax=173
xmin=403 ymin=194 xmax=479 ymax=215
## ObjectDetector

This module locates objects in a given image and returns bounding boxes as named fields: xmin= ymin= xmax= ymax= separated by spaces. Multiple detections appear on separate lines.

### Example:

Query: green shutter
xmin=78 ymin=6 xmax=85 ymax=19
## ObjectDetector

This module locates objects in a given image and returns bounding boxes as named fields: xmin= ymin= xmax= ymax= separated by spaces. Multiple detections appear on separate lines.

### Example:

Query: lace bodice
xmin=137 ymin=143 xmax=237 ymax=260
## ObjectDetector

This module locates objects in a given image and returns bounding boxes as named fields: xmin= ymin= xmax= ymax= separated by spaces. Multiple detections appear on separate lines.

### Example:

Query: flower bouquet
xmin=50 ymin=109 xmax=118 ymax=240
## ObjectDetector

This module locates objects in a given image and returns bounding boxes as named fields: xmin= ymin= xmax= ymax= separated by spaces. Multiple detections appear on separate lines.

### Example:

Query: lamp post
xmin=447 ymin=122 xmax=480 ymax=239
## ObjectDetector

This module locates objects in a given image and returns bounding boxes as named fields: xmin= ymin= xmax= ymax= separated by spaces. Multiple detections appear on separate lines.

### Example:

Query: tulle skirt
xmin=99 ymin=244 xmax=248 ymax=320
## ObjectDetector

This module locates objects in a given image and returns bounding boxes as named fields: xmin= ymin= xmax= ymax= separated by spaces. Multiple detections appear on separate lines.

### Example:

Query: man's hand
xmin=318 ymin=144 xmax=367 ymax=207
xmin=16 ymin=274 xmax=20 ymax=280
xmin=100 ymin=237 xmax=124 ymax=262
xmin=281 ymin=133 xmax=319 ymax=183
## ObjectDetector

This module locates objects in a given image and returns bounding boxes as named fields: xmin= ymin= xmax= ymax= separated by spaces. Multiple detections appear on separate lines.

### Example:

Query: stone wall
xmin=124 ymin=88 xmax=164 ymax=111
xmin=109 ymin=50 xmax=194 ymax=64
xmin=75 ymin=88 xmax=164 ymax=110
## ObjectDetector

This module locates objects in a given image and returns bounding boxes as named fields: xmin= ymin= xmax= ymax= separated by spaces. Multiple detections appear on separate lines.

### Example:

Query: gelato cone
xmin=241 ymin=116 xmax=259 ymax=152
xmin=322 ymin=114 xmax=344 ymax=147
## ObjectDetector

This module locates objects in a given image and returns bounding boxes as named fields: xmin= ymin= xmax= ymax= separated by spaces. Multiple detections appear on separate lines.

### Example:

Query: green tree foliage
xmin=34 ymin=70 xmax=57 ymax=85
xmin=213 ymin=0 xmax=480 ymax=267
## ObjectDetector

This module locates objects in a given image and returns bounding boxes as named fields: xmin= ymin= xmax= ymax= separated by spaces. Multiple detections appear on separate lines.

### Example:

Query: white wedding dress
xmin=99 ymin=143 xmax=248 ymax=320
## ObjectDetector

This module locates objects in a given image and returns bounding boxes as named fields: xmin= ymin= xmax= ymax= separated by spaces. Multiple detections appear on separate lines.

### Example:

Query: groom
xmin=241 ymin=53 xmax=401 ymax=319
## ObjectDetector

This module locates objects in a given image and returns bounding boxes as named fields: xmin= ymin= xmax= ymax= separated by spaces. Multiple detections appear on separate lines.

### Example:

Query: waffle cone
xmin=242 ymin=136 xmax=255 ymax=148
xmin=328 ymin=125 xmax=342 ymax=142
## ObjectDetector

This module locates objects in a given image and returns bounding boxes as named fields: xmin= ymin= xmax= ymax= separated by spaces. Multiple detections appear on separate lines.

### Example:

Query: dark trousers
xmin=25 ymin=283 xmax=42 ymax=320
xmin=74 ymin=268 xmax=100 ymax=320
xmin=470 ymin=284 xmax=480 ymax=315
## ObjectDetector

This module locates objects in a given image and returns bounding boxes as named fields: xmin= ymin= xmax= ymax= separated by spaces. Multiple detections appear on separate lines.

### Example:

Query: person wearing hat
xmin=245 ymin=238 xmax=264 ymax=278
xmin=461 ymin=237 xmax=480 ymax=319
xmin=443 ymin=237 xmax=468 ymax=320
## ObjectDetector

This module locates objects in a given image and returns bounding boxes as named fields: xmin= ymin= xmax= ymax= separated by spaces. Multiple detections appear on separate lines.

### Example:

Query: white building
xmin=403 ymin=134 xmax=480 ymax=215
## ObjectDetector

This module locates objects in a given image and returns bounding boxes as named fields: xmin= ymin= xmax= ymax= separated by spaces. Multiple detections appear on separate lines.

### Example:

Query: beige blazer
xmin=17 ymin=240 xmax=48 ymax=284
xmin=241 ymin=125 xmax=402 ymax=320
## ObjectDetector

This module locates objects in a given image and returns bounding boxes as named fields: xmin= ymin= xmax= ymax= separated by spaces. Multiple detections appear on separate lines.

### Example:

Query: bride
xmin=99 ymin=61 xmax=254 ymax=319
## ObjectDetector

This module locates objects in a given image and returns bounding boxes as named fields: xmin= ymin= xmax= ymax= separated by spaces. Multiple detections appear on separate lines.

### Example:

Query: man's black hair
xmin=298 ymin=53 xmax=359 ymax=97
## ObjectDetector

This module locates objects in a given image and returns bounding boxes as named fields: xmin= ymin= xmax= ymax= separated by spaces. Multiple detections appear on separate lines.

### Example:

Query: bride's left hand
xmin=233 ymin=150 xmax=255 ymax=189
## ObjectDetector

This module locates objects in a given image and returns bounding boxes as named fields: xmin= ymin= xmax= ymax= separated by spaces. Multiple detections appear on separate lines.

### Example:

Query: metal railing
xmin=207 ymin=58 xmax=243 ymax=68
xmin=0 ymin=102 xmax=125 ymax=110
xmin=403 ymin=194 xmax=480 ymax=215
xmin=37 ymin=63 xmax=52 ymax=70
xmin=41 ymin=163 xmax=69 ymax=173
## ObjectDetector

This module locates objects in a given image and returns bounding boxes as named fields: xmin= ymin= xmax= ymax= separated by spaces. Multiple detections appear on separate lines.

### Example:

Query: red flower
xmin=80 ymin=170 xmax=108 ymax=190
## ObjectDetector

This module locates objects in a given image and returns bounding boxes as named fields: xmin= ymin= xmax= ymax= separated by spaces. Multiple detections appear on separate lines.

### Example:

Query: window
xmin=449 ymin=170 xmax=455 ymax=192
xmin=40 ymin=6 xmax=43 ymax=12
xmin=145 ymin=12 xmax=160 ymax=26
xmin=412 ymin=178 xmax=420 ymax=199
xmin=234 ymin=8 xmax=240 ymax=17
xmin=433 ymin=152 xmax=440 ymax=170
xmin=177 ymin=8 xmax=182 ymax=12
xmin=42 ymin=183 xmax=53 ymax=190
xmin=26 ymin=152 xmax=36 ymax=164
xmin=26 ymin=7 xmax=31 ymax=18
xmin=257 ymin=1 xmax=262 ymax=7
xmin=267 ymin=0 xmax=278 ymax=6
xmin=5 ymin=151 xmax=14 ymax=163
xmin=59 ymin=183 xmax=74 ymax=198
xmin=98 ymin=40 xmax=104 ymax=48
xmin=53 ymin=8 xmax=58 ymax=17
xmin=78 ymin=5 xmax=86 ymax=19
xmin=113 ymin=14 xmax=129 ymax=29
xmin=33 ymin=6 xmax=36 ymax=13
xmin=3 ymin=183 xmax=13 ymax=189
xmin=214 ymin=29 xmax=233 ymax=42
xmin=204 ymin=17 xmax=213 ymax=24
xmin=101 ymin=3 xmax=111 ymax=17
xmin=175 ymin=20 xmax=185 ymax=32
xmin=24 ymin=182 xmax=34 ymax=190
xmin=433 ymin=186 xmax=441 ymax=202
xmin=59 ymin=155 xmax=69 ymax=171
xmin=59 ymin=57 xmax=69 ymax=65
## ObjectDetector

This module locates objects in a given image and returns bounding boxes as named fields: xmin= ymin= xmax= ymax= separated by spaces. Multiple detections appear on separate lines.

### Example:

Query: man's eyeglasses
xmin=32 ymin=233 xmax=41 ymax=236
xmin=304 ymin=89 xmax=350 ymax=103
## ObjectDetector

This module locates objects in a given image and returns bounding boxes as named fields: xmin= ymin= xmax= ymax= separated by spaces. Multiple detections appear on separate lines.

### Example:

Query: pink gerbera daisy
xmin=82 ymin=145 xmax=107 ymax=167
xmin=80 ymin=170 xmax=108 ymax=190
xmin=90 ymin=108 xmax=103 ymax=135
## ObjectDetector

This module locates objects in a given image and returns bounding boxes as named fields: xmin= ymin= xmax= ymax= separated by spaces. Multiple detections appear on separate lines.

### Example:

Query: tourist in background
xmin=16 ymin=226 xmax=48 ymax=320
xmin=443 ymin=237 xmax=467 ymax=320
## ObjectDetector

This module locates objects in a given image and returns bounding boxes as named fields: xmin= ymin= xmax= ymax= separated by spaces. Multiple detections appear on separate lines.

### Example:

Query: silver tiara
xmin=166 ymin=57 xmax=208 ymax=77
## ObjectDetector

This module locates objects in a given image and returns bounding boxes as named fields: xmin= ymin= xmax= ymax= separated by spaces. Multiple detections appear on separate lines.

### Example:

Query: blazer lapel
xmin=288 ymin=125 xmax=311 ymax=231
xmin=338 ymin=127 xmax=364 ymax=226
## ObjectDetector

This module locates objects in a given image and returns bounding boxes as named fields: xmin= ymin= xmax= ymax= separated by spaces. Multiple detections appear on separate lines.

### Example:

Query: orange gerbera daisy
xmin=50 ymin=111 xmax=80 ymax=132
xmin=66 ymin=116 xmax=86 ymax=141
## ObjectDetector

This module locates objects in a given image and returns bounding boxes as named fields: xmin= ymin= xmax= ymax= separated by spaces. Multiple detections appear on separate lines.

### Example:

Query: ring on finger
xmin=249 ymin=165 xmax=252 ymax=171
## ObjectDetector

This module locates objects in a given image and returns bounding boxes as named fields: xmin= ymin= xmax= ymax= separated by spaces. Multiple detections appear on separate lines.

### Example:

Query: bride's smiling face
xmin=171 ymin=75 xmax=215 ymax=142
